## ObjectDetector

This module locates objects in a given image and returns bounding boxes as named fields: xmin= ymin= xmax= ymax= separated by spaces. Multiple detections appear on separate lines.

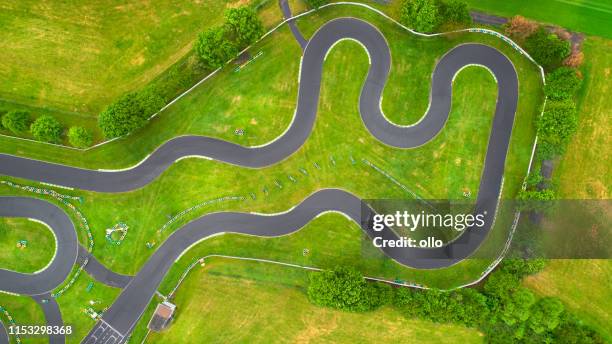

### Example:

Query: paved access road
xmin=0 ymin=17 xmax=518 ymax=343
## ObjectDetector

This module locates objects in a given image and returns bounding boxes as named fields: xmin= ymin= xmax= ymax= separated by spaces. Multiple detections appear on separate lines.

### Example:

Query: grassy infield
xmin=0 ymin=1 xmax=606 ymax=343
xmin=0 ymin=218 xmax=55 ymax=273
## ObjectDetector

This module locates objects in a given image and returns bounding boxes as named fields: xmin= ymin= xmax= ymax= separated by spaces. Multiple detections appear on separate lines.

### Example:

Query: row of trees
xmin=400 ymin=0 xmax=472 ymax=33
xmin=98 ymin=6 xmax=264 ymax=139
xmin=307 ymin=262 xmax=603 ymax=343
xmin=0 ymin=110 xmax=93 ymax=148
xmin=504 ymin=16 xmax=577 ymax=70
xmin=195 ymin=6 xmax=264 ymax=69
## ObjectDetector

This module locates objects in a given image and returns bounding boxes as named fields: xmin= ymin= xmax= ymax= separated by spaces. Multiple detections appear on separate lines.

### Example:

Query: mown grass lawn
xmin=142 ymin=259 xmax=484 ymax=344
xmin=464 ymin=0 xmax=612 ymax=38
xmin=555 ymin=37 xmax=611 ymax=199
xmin=0 ymin=217 xmax=55 ymax=273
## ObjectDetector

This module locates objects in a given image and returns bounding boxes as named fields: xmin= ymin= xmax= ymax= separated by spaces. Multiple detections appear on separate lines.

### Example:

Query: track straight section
xmin=0 ymin=18 xmax=518 ymax=343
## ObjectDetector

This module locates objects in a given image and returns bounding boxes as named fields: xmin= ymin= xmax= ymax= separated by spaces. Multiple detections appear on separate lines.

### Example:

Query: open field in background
xmin=524 ymin=260 xmax=612 ymax=342
xmin=555 ymin=37 xmax=611 ymax=199
xmin=0 ymin=217 xmax=55 ymax=273
xmin=0 ymin=0 xmax=235 ymax=115
xmin=0 ymin=4 xmax=540 ymax=285
xmin=464 ymin=0 xmax=612 ymax=38
xmin=0 ymin=0 xmax=286 ymax=145
xmin=143 ymin=259 xmax=484 ymax=344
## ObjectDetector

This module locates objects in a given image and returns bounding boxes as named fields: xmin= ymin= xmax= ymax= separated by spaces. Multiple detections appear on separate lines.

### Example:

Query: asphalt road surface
xmin=0 ymin=197 xmax=78 ymax=295
xmin=0 ymin=17 xmax=518 ymax=343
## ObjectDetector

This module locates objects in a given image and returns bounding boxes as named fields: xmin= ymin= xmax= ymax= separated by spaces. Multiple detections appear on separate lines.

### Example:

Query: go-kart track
xmin=0 ymin=17 xmax=518 ymax=344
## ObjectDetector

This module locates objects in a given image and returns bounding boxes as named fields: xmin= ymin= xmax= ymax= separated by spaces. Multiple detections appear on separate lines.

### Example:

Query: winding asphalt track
xmin=0 ymin=197 xmax=78 ymax=295
xmin=0 ymin=17 xmax=518 ymax=343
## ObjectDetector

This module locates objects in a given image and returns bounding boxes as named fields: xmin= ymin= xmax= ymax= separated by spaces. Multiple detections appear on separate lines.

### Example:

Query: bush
xmin=98 ymin=90 xmax=165 ymax=138
xmin=400 ymin=0 xmax=440 ymax=33
xmin=524 ymin=28 xmax=571 ymax=69
xmin=30 ymin=115 xmax=63 ymax=143
xmin=225 ymin=6 xmax=264 ymax=47
xmin=438 ymin=0 xmax=472 ymax=26
xmin=537 ymin=100 xmax=578 ymax=147
xmin=195 ymin=26 xmax=239 ymax=69
xmin=307 ymin=266 xmax=391 ymax=312
xmin=545 ymin=67 xmax=582 ymax=100
xmin=505 ymin=16 xmax=538 ymax=41
xmin=68 ymin=126 xmax=93 ymax=148
xmin=501 ymin=259 xmax=546 ymax=278
xmin=1 ymin=110 xmax=30 ymax=134
xmin=305 ymin=0 xmax=327 ymax=8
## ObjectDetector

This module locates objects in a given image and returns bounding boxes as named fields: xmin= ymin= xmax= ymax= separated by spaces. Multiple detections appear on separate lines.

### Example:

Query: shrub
xmin=528 ymin=297 xmax=565 ymax=334
xmin=537 ymin=100 xmax=578 ymax=146
xmin=438 ymin=0 xmax=472 ymax=26
xmin=98 ymin=90 xmax=165 ymax=138
xmin=68 ymin=126 xmax=93 ymax=148
xmin=504 ymin=16 xmax=538 ymax=41
xmin=225 ymin=6 xmax=264 ymax=47
xmin=195 ymin=26 xmax=239 ymax=69
xmin=524 ymin=28 xmax=571 ymax=69
xmin=305 ymin=0 xmax=327 ymax=8
xmin=1 ymin=110 xmax=30 ymax=134
xmin=400 ymin=0 xmax=440 ymax=33
xmin=545 ymin=67 xmax=582 ymax=100
xmin=563 ymin=49 xmax=584 ymax=68
xmin=30 ymin=115 xmax=63 ymax=143
xmin=307 ymin=266 xmax=391 ymax=312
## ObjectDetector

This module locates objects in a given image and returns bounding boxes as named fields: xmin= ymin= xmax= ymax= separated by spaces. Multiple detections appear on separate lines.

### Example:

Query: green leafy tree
xmin=553 ymin=317 xmax=605 ymax=344
xmin=438 ymin=0 xmax=472 ymax=26
xmin=30 ymin=115 xmax=63 ymax=143
xmin=305 ymin=0 xmax=327 ymax=9
xmin=545 ymin=67 xmax=582 ymax=100
xmin=537 ymin=100 xmax=578 ymax=148
xmin=528 ymin=297 xmax=564 ymax=334
xmin=400 ymin=0 xmax=440 ymax=33
xmin=98 ymin=90 xmax=165 ymax=138
xmin=195 ymin=26 xmax=238 ymax=69
xmin=500 ymin=287 xmax=536 ymax=327
xmin=501 ymin=259 xmax=546 ymax=278
xmin=1 ymin=110 xmax=30 ymax=134
xmin=225 ymin=6 xmax=264 ymax=47
xmin=524 ymin=28 xmax=571 ymax=69
xmin=68 ymin=126 xmax=93 ymax=148
xmin=308 ymin=266 xmax=390 ymax=312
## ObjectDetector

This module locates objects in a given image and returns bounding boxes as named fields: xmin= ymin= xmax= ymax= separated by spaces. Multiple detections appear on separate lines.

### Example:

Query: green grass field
xmin=0 ymin=4 xmax=541 ymax=286
xmin=555 ymin=36 xmax=611 ymax=199
xmin=0 ymin=3 xmax=545 ymax=342
xmin=143 ymin=259 xmax=484 ymax=344
xmin=0 ymin=217 xmax=55 ymax=273
xmin=0 ymin=294 xmax=47 ymax=344
xmin=464 ymin=0 xmax=612 ymax=38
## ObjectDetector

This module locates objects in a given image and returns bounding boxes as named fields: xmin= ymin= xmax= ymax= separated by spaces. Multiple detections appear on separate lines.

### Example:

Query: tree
xmin=524 ymin=28 xmax=571 ymax=69
xmin=195 ymin=26 xmax=238 ymax=69
xmin=501 ymin=259 xmax=546 ymax=278
xmin=305 ymin=0 xmax=327 ymax=9
xmin=537 ymin=100 xmax=578 ymax=146
xmin=527 ymin=297 xmax=564 ymax=334
xmin=225 ymin=6 xmax=264 ymax=47
xmin=563 ymin=49 xmax=584 ymax=68
xmin=438 ymin=0 xmax=472 ymax=26
xmin=307 ymin=266 xmax=390 ymax=312
xmin=484 ymin=270 xmax=520 ymax=300
xmin=400 ymin=0 xmax=440 ymax=33
xmin=545 ymin=67 xmax=582 ymax=100
xmin=504 ymin=16 xmax=538 ymax=41
xmin=68 ymin=126 xmax=93 ymax=148
xmin=500 ymin=287 xmax=536 ymax=326
xmin=98 ymin=90 xmax=165 ymax=138
xmin=30 ymin=115 xmax=63 ymax=143
xmin=1 ymin=110 xmax=30 ymax=134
